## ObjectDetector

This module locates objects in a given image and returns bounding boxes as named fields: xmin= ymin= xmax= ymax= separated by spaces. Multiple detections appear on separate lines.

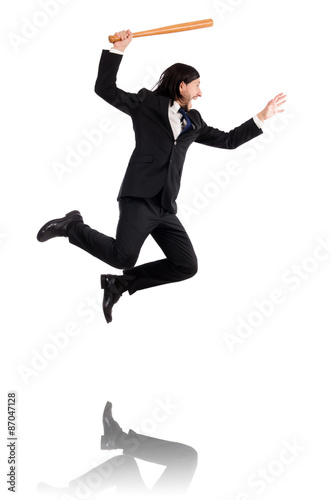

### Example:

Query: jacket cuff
xmin=253 ymin=114 xmax=264 ymax=129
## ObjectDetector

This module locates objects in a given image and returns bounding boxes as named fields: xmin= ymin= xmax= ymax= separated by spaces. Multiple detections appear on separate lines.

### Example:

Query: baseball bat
xmin=108 ymin=19 xmax=214 ymax=44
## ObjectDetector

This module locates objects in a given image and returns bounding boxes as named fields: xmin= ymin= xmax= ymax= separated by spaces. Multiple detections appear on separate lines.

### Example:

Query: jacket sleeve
xmin=194 ymin=116 xmax=263 ymax=149
xmin=94 ymin=50 xmax=146 ymax=115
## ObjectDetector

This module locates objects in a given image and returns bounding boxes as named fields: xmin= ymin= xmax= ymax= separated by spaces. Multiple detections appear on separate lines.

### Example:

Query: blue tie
xmin=178 ymin=107 xmax=192 ymax=135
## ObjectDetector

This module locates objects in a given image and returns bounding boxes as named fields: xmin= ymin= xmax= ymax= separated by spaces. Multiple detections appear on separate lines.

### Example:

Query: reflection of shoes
xmin=100 ymin=275 xmax=125 ymax=323
xmin=37 ymin=210 xmax=83 ymax=242
xmin=101 ymin=401 xmax=123 ymax=450
xmin=37 ymin=482 xmax=68 ymax=498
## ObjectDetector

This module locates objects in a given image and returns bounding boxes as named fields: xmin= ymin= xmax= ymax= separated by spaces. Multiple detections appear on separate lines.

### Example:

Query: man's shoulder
xmin=141 ymin=89 xmax=167 ymax=100
xmin=187 ymin=109 xmax=203 ymax=128
xmin=136 ymin=89 xmax=170 ymax=108
xmin=188 ymin=109 xmax=202 ymax=118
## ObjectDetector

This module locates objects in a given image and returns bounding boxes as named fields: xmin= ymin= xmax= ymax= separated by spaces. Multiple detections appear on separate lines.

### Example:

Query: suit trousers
xmin=68 ymin=431 xmax=198 ymax=497
xmin=67 ymin=196 xmax=198 ymax=294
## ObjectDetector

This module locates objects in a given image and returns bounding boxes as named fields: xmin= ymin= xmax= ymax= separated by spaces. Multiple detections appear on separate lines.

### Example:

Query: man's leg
xmin=121 ymin=430 xmax=198 ymax=495
xmin=68 ymin=455 xmax=148 ymax=498
xmin=39 ymin=202 xmax=197 ymax=293
xmin=37 ymin=455 xmax=147 ymax=499
xmin=67 ymin=198 xmax=156 ymax=270
xmin=39 ymin=201 xmax=198 ymax=321
xmin=101 ymin=403 xmax=197 ymax=495
xmin=124 ymin=212 xmax=198 ymax=294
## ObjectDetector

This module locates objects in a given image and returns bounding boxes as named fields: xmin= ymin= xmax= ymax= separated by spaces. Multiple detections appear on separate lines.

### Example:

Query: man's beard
xmin=181 ymin=101 xmax=190 ymax=112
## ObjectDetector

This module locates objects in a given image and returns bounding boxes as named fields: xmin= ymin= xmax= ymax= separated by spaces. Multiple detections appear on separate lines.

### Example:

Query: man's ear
xmin=179 ymin=81 xmax=186 ymax=94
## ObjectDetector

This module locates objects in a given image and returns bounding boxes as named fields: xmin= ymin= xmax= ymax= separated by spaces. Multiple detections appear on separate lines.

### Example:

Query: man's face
xmin=178 ymin=78 xmax=202 ymax=111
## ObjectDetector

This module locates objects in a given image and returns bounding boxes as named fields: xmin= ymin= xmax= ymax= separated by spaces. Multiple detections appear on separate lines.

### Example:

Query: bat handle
xmin=108 ymin=35 xmax=121 ymax=43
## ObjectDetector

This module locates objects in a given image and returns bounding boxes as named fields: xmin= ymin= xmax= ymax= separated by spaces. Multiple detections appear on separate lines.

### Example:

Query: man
xmin=38 ymin=401 xmax=198 ymax=497
xmin=37 ymin=29 xmax=286 ymax=323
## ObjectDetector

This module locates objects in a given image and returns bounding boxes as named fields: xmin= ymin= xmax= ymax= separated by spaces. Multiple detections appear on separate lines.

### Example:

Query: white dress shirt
xmin=168 ymin=101 xmax=188 ymax=139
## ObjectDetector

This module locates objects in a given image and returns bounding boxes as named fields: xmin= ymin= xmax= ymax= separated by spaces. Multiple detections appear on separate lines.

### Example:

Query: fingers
xmin=275 ymin=92 xmax=286 ymax=100
xmin=275 ymin=93 xmax=287 ymax=105
xmin=276 ymin=95 xmax=287 ymax=113
xmin=271 ymin=93 xmax=287 ymax=113
xmin=114 ymin=29 xmax=133 ymax=41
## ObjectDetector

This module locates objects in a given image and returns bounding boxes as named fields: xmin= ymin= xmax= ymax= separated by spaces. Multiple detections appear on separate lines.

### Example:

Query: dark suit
xmin=68 ymin=50 xmax=263 ymax=294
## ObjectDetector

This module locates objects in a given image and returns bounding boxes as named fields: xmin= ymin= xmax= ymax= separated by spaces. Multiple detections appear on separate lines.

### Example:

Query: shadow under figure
xmin=38 ymin=402 xmax=198 ymax=498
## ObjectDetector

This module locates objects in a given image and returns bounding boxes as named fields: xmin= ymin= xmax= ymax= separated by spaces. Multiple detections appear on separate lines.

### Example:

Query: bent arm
xmin=195 ymin=117 xmax=263 ymax=150
xmin=94 ymin=50 xmax=146 ymax=115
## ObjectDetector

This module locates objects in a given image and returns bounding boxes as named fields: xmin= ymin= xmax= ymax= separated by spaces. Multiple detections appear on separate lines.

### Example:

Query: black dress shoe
xmin=37 ymin=210 xmax=83 ymax=242
xmin=101 ymin=274 xmax=125 ymax=323
xmin=101 ymin=401 xmax=123 ymax=450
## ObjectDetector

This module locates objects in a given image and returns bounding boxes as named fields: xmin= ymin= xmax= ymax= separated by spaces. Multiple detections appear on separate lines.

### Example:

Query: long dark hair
xmin=152 ymin=63 xmax=200 ymax=105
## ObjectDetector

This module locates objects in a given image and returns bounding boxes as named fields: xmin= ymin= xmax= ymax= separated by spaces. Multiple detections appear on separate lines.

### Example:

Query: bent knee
xmin=113 ymin=251 xmax=138 ymax=270
xmin=118 ymin=454 xmax=139 ymax=470
xmin=121 ymin=257 xmax=137 ymax=271
xmin=183 ymin=256 xmax=198 ymax=278
xmin=180 ymin=445 xmax=198 ymax=469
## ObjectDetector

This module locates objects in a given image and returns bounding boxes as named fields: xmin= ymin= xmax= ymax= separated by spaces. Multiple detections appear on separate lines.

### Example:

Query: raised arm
xmin=94 ymin=29 xmax=146 ymax=114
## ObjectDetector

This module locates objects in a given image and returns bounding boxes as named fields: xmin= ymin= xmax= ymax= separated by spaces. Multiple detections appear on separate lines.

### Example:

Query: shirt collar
xmin=169 ymin=101 xmax=181 ymax=113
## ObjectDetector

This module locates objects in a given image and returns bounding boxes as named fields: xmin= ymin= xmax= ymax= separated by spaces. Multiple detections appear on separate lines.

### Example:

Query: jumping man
xmin=37 ymin=29 xmax=286 ymax=323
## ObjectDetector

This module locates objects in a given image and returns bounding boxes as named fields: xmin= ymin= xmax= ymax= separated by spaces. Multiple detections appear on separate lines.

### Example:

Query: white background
xmin=1 ymin=0 xmax=331 ymax=498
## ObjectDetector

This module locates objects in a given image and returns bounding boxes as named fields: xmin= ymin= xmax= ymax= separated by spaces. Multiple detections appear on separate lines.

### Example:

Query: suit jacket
xmin=95 ymin=50 xmax=263 ymax=213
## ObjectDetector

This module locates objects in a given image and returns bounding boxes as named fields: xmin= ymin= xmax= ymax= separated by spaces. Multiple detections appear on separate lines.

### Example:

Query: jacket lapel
xmin=158 ymin=96 xmax=198 ymax=139
xmin=186 ymin=111 xmax=198 ymax=131
xmin=159 ymin=96 xmax=174 ymax=139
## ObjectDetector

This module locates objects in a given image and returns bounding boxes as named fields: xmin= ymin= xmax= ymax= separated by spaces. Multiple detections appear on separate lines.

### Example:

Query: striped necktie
xmin=178 ymin=107 xmax=193 ymax=135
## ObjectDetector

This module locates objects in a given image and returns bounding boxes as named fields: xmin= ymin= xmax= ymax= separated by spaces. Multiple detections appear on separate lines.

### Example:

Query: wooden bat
xmin=108 ymin=19 xmax=214 ymax=44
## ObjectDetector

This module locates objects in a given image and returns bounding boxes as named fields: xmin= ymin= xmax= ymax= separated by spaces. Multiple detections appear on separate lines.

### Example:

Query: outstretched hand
xmin=113 ymin=29 xmax=133 ymax=52
xmin=257 ymin=93 xmax=287 ymax=122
